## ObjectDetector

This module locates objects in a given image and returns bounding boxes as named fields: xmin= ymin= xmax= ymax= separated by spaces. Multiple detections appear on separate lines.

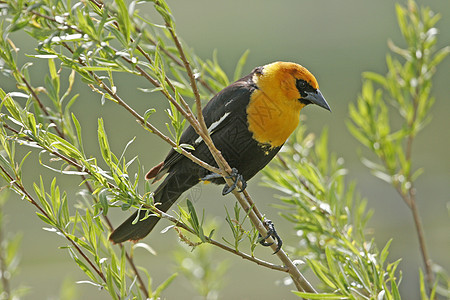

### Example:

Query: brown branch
xmin=167 ymin=26 xmax=207 ymax=135
xmin=408 ymin=186 xmax=433 ymax=284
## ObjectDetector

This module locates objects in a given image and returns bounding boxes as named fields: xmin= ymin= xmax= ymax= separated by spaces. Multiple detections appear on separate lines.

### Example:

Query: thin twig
xmin=408 ymin=187 xmax=433 ymax=284
xmin=167 ymin=26 xmax=205 ymax=132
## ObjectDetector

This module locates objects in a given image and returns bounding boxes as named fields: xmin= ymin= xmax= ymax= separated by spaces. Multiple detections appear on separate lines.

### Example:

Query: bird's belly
xmin=208 ymin=119 xmax=281 ymax=182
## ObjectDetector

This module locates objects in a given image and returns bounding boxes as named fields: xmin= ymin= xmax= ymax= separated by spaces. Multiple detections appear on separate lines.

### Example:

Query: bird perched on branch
xmin=110 ymin=61 xmax=331 ymax=251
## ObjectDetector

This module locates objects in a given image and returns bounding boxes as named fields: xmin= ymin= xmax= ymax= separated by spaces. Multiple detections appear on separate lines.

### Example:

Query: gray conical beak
xmin=304 ymin=89 xmax=331 ymax=112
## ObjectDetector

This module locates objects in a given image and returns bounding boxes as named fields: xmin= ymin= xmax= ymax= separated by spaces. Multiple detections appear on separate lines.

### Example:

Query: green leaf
xmin=308 ymin=260 xmax=336 ymax=289
xmin=363 ymin=71 xmax=387 ymax=87
xmin=36 ymin=212 xmax=53 ymax=226
xmin=71 ymin=113 xmax=85 ymax=154
xmin=380 ymin=239 xmax=392 ymax=265
xmin=186 ymin=199 xmax=206 ymax=242
xmin=391 ymin=278 xmax=401 ymax=300
xmin=98 ymin=189 xmax=109 ymax=215
xmin=154 ymin=0 xmax=175 ymax=27
xmin=106 ymin=267 xmax=119 ymax=300
xmin=418 ymin=269 xmax=429 ymax=300
xmin=144 ymin=108 xmax=156 ymax=124
xmin=325 ymin=247 xmax=338 ymax=279
xmin=48 ymin=133 xmax=83 ymax=160
xmin=233 ymin=49 xmax=250 ymax=81
xmin=97 ymin=118 xmax=111 ymax=164
xmin=153 ymin=273 xmax=178 ymax=299
xmin=115 ymin=0 xmax=131 ymax=44
xmin=2 ymin=94 xmax=21 ymax=122
xmin=429 ymin=46 xmax=450 ymax=69
xmin=395 ymin=4 xmax=408 ymax=41
xmin=68 ymin=248 xmax=97 ymax=282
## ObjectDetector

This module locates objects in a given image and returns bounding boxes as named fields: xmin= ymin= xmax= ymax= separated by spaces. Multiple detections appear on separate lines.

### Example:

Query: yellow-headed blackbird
xmin=109 ymin=61 xmax=330 ymax=244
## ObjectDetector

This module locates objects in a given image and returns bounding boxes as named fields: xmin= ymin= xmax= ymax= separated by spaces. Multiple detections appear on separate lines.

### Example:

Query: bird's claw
xmin=258 ymin=219 xmax=282 ymax=254
xmin=222 ymin=168 xmax=247 ymax=195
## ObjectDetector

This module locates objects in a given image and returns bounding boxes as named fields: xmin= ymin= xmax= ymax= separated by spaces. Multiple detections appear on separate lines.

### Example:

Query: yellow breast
xmin=246 ymin=62 xmax=307 ymax=148
xmin=247 ymin=89 xmax=304 ymax=147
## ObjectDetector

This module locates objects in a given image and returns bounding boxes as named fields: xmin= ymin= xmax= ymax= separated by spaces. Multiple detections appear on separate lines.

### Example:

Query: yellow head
xmin=247 ymin=61 xmax=330 ymax=147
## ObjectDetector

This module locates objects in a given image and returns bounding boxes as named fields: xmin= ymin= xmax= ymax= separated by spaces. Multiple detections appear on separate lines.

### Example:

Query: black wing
xmin=156 ymin=71 xmax=257 ymax=176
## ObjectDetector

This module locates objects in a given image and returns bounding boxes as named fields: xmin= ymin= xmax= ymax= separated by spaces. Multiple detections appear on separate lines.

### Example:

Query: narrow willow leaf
xmin=153 ymin=273 xmax=178 ymax=299
xmin=97 ymin=118 xmax=111 ymax=164
xmin=380 ymin=239 xmax=393 ymax=265
xmin=308 ymin=260 xmax=336 ymax=289
xmin=363 ymin=71 xmax=388 ymax=87
xmin=106 ymin=267 xmax=119 ymax=300
xmin=69 ymin=249 xmax=97 ymax=282
xmin=429 ymin=46 xmax=450 ymax=69
xmin=233 ymin=49 xmax=250 ymax=81
xmin=98 ymin=189 xmax=109 ymax=215
xmin=186 ymin=199 xmax=205 ymax=242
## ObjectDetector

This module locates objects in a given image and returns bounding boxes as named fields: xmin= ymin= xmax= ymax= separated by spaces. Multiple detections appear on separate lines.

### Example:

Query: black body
xmin=109 ymin=70 xmax=282 ymax=243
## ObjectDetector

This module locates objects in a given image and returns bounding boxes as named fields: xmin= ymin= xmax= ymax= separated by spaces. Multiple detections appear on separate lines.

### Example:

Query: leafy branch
xmin=0 ymin=0 xmax=314 ymax=297
xmin=263 ymin=126 xmax=403 ymax=299
xmin=348 ymin=0 xmax=449 ymax=297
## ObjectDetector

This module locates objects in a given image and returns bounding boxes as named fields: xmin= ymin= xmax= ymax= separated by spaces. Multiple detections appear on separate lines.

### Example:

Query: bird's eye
xmin=296 ymin=79 xmax=307 ymax=90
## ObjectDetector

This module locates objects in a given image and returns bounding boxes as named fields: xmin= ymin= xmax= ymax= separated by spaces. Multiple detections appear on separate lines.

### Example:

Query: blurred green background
xmin=2 ymin=0 xmax=449 ymax=299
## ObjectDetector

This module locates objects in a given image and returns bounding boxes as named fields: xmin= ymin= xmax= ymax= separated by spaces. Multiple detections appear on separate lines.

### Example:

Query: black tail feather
xmin=108 ymin=201 xmax=171 ymax=243
xmin=109 ymin=171 xmax=199 ymax=243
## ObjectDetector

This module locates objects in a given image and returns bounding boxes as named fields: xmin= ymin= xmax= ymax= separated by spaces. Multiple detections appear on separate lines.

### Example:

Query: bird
xmin=109 ymin=61 xmax=331 ymax=248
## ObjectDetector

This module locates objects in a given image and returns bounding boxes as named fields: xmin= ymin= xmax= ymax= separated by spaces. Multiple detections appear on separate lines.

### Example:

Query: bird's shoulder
xmin=203 ymin=72 xmax=258 ymax=122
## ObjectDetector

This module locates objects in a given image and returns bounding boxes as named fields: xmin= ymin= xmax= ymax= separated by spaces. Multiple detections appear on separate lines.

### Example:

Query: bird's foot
xmin=258 ymin=219 xmax=282 ymax=254
xmin=221 ymin=168 xmax=247 ymax=195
